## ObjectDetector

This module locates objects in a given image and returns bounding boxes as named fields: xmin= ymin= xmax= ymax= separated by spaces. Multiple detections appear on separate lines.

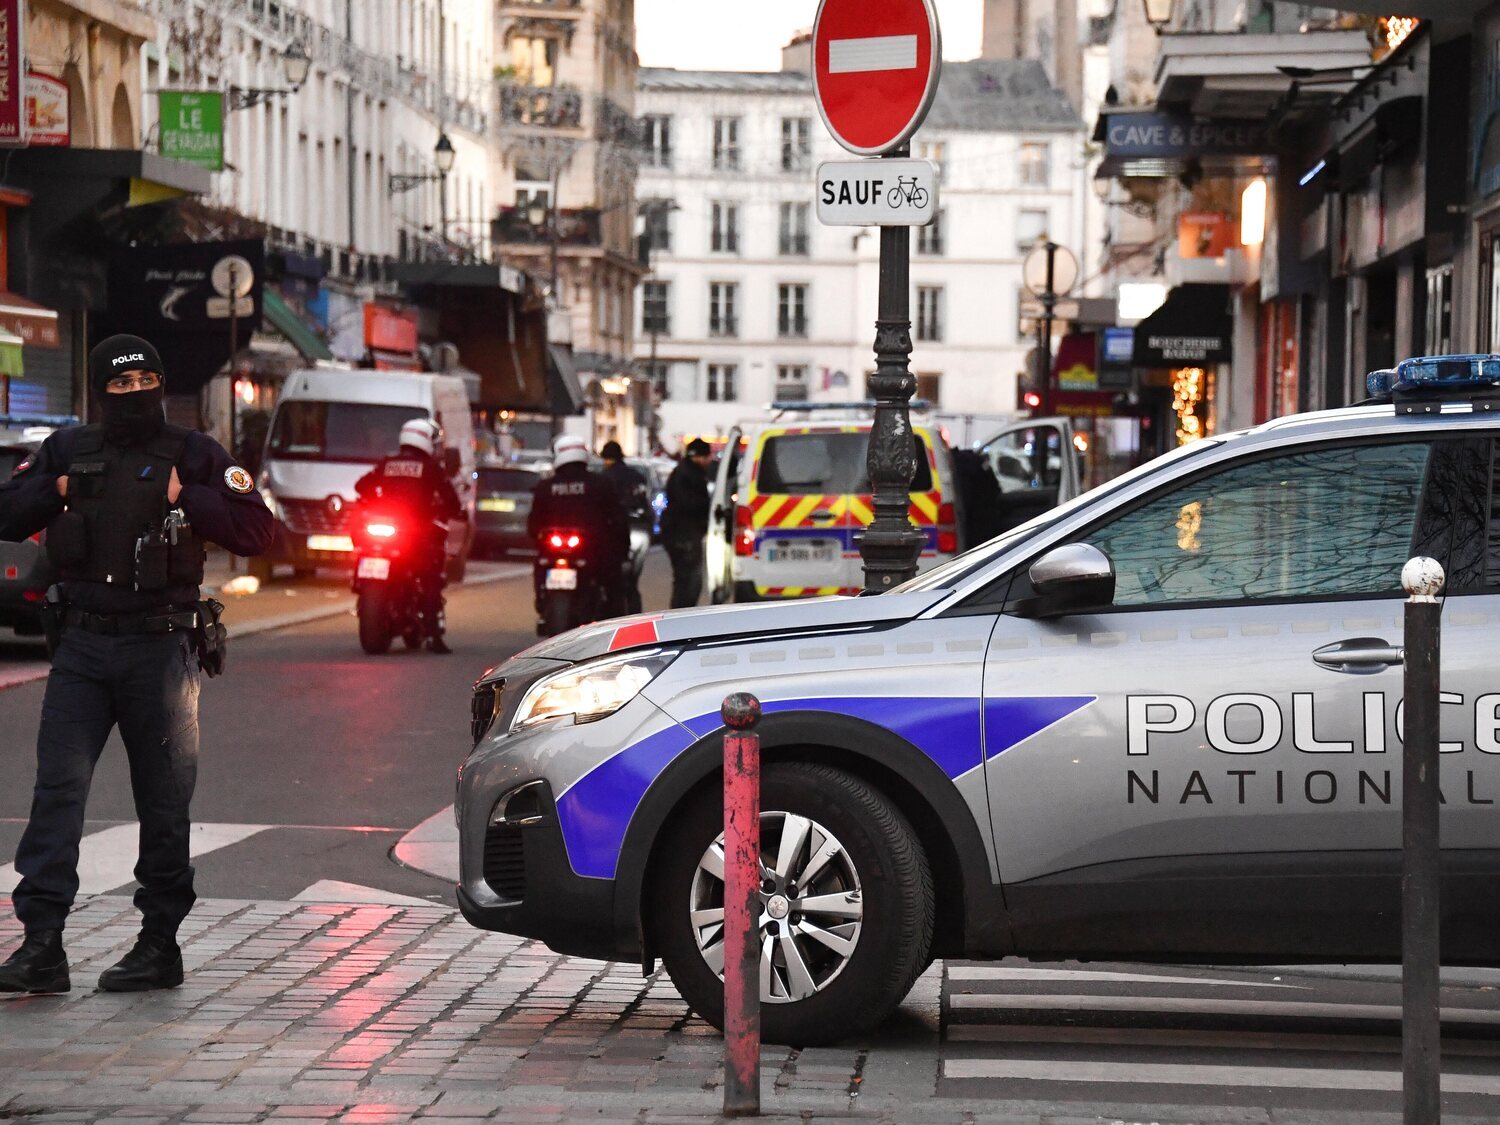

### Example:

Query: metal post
xmin=861 ymin=145 xmax=926 ymax=593
xmin=228 ymin=261 xmax=239 ymax=462
xmin=1401 ymin=556 xmax=1445 ymax=1125
xmin=1039 ymin=241 xmax=1057 ymax=418
xmin=721 ymin=691 xmax=762 ymax=1118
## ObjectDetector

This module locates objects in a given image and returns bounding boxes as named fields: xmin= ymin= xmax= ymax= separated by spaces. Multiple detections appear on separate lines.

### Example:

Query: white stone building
xmin=143 ymin=0 xmax=494 ymax=310
xmin=634 ymin=57 xmax=1087 ymax=451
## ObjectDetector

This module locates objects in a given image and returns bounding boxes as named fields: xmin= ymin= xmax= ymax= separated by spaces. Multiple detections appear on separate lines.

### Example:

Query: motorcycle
xmin=352 ymin=503 xmax=446 ymax=654
xmin=534 ymin=526 xmax=610 ymax=637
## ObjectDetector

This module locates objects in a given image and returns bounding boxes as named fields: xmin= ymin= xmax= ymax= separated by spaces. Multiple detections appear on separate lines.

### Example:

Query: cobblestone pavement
xmin=0 ymin=896 xmax=953 ymax=1124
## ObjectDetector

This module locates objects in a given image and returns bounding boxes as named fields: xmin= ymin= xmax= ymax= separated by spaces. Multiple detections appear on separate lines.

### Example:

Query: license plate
xmin=766 ymin=540 xmax=837 ymax=564
xmin=478 ymin=497 xmax=517 ymax=512
xmin=544 ymin=567 xmax=578 ymax=590
xmin=307 ymin=534 xmax=354 ymax=553
xmin=357 ymin=557 xmax=391 ymax=580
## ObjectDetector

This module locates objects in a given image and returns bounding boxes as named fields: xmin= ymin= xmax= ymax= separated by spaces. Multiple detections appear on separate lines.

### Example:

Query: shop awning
xmin=262 ymin=288 xmax=334 ymax=362
xmin=0 ymin=292 xmax=60 ymax=349
xmin=0 ymin=332 xmax=24 ymax=377
xmin=1132 ymin=284 xmax=1232 ymax=368
xmin=548 ymin=344 xmax=584 ymax=416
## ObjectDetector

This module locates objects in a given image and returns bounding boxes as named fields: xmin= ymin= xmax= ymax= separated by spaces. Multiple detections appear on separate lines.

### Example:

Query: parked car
xmin=457 ymin=354 xmax=1500 ymax=1046
xmin=472 ymin=463 xmax=545 ymax=558
xmin=0 ymin=424 xmax=68 ymax=642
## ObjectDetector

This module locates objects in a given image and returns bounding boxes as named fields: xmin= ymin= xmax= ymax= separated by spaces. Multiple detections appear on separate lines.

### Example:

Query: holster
xmin=39 ymin=585 xmax=63 ymax=660
xmin=193 ymin=597 xmax=228 ymax=678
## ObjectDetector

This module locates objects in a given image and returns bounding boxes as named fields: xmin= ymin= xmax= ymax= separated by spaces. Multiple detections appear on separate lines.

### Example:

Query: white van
xmin=255 ymin=369 xmax=476 ymax=580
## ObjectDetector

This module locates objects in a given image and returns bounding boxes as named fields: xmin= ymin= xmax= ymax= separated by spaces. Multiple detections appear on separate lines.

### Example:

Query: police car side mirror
xmin=1015 ymin=543 xmax=1115 ymax=619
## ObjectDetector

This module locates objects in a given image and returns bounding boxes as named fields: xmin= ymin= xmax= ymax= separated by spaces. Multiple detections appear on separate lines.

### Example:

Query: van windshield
xmin=757 ymin=432 xmax=933 ymax=495
xmin=268 ymin=402 xmax=428 ymax=463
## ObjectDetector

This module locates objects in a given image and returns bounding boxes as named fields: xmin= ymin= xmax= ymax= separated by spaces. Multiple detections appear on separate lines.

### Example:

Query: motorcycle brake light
xmin=366 ymin=522 xmax=398 ymax=539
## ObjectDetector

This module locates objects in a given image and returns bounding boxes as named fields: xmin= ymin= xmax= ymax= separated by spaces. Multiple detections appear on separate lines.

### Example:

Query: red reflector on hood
xmin=608 ymin=617 xmax=661 ymax=652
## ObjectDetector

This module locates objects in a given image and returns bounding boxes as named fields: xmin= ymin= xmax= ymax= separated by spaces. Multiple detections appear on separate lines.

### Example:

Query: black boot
xmin=0 ymin=930 xmax=70 ymax=994
xmin=427 ymin=634 xmax=452 ymax=654
xmin=97 ymin=932 xmax=183 ymax=992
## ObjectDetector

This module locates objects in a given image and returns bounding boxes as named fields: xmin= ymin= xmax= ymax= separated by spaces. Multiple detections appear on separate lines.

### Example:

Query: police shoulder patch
xmin=224 ymin=466 xmax=254 ymax=494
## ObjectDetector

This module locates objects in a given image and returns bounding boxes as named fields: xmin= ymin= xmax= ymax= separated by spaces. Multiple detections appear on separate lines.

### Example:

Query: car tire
xmin=650 ymin=762 xmax=934 ymax=1046
xmin=541 ymin=592 xmax=573 ymax=637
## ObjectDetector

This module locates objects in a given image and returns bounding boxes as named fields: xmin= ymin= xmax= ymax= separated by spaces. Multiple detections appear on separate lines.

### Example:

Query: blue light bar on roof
xmin=1367 ymin=354 xmax=1500 ymax=412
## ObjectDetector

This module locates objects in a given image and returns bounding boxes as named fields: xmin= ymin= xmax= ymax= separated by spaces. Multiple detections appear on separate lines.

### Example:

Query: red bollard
xmin=721 ymin=691 xmax=762 ymax=1117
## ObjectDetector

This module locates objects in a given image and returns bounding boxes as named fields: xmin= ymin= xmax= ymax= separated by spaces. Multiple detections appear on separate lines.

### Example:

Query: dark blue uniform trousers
xmin=11 ymin=628 xmax=200 ymax=936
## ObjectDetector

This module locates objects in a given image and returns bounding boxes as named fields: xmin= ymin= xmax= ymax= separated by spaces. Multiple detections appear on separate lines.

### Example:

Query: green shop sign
xmin=158 ymin=91 xmax=223 ymax=171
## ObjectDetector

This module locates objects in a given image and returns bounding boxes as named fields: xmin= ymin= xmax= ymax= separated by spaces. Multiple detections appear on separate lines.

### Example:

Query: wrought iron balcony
xmin=491 ymin=206 xmax=603 ymax=247
xmin=499 ymin=84 xmax=584 ymax=130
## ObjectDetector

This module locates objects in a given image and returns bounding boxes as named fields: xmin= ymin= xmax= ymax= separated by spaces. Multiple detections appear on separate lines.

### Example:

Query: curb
xmin=391 ymin=804 xmax=460 ymax=883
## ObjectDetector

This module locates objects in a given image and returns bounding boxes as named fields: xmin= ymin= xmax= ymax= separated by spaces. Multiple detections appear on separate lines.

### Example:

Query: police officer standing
xmin=528 ymin=435 xmax=630 ymax=616
xmin=661 ymin=438 xmax=713 ymax=609
xmin=0 ymin=334 xmax=275 ymax=994
xmin=354 ymin=418 xmax=461 ymax=654
xmin=598 ymin=440 xmax=649 ymax=614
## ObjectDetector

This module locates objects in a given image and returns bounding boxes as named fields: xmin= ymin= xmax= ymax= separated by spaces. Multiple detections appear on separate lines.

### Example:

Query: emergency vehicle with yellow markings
xmin=704 ymin=405 xmax=962 ymax=602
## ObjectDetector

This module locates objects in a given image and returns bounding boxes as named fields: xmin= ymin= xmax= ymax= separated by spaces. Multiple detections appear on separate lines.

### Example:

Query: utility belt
xmin=41 ymin=587 xmax=228 ymax=677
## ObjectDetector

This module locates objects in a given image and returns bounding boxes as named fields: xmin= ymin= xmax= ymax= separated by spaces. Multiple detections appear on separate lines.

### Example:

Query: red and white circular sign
xmin=813 ymin=0 xmax=942 ymax=157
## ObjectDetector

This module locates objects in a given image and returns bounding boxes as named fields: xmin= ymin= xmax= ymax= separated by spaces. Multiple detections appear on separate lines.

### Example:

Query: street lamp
xmin=1141 ymin=0 xmax=1176 ymax=32
xmin=388 ymin=131 xmax=457 ymax=245
xmin=228 ymin=39 xmax=310 ymax=110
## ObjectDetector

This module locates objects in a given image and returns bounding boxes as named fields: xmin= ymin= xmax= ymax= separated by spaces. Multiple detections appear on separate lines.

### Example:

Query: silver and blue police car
xmin=458 ymin=355 xmax=1500 ymax=1045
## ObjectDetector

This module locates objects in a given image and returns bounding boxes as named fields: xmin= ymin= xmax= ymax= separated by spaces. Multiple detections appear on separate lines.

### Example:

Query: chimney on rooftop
xmin=782 ymin=29 xmax=813 ymax=73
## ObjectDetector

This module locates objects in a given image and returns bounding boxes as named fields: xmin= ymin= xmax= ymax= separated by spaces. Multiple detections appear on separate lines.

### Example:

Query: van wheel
xmin=650 ymin=762 xmax=933 ymax=1046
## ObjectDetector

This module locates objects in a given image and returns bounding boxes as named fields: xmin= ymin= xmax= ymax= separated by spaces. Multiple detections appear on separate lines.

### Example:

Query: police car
xmin=458 ymin=355 xmax=1500 ymax=1046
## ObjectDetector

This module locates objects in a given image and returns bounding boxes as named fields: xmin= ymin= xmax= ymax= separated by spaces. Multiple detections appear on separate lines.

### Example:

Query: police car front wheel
xmin=650 ymin=762 xmax=935 ymax=1046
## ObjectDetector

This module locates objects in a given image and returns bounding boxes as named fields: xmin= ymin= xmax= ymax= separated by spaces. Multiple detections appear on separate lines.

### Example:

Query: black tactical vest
xmin=46 ymin=424 xmax=206 ymax=592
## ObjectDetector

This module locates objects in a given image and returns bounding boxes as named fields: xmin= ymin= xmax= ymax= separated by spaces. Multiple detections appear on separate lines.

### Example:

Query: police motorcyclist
xmin=598 ymin=440 xmax=650 ymax=615
xmin=527 ymin=435 xmax=630 ymax=618
xmin=0 ymin=334 xmax=275 ymax=995
xmin=354 ymin=417 xmax=461 ymax=654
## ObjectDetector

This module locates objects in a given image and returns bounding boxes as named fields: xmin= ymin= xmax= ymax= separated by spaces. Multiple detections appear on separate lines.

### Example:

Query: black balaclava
xmin=89 ymin=334 xmax=167 ymax=446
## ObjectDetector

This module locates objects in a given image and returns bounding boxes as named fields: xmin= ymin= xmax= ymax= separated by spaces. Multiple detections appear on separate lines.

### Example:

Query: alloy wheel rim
xmin=689 ymin=811 xmax=864 ymax=1004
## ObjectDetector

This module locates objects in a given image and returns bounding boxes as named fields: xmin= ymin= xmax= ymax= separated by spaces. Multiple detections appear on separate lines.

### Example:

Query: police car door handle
xmin=810 ymin=509 xmax=835 ymax=523
xmin=1311 ymin=638 xmax=1405 ymax=673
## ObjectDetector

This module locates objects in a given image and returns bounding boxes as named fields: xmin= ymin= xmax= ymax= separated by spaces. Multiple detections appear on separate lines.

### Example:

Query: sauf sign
xmin=816 ymin=158 xmax=938 ymax=226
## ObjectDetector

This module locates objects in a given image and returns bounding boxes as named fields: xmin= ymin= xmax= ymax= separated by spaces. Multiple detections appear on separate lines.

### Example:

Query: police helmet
xmin=553 ymin=434 xmax=589 ymax=469
xmin=399 ymin=418 xmax=440 ymax=457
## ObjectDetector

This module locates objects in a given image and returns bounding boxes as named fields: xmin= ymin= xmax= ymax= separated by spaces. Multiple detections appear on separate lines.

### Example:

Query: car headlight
xmin=511 ymin=648 xmax=679 ymax=731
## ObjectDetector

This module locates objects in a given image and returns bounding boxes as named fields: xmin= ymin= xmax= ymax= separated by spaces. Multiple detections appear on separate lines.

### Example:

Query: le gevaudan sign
xmin=816 ymin=158 xmax=938 ymax=226
xmin=159 ymin=91 xmax=224 ymax=171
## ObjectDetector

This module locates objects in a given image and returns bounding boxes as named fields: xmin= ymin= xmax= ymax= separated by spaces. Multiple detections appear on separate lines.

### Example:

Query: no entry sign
xmin=813 ymin=0 xmax=941 ymax=156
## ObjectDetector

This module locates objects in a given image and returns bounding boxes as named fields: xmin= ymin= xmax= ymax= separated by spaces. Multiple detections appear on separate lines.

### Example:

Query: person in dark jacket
xmin=598 ymin=440 xmax=650 ymax=614
xmin=527 ymin=435 xmax=630 ymax=617
xmin=0 ymin=334 xmax=275 ymax=995
xmin=660 ymin=438 xmax=713 ymax=609
xmin=354 ymin=417 xmax=462 ymax=653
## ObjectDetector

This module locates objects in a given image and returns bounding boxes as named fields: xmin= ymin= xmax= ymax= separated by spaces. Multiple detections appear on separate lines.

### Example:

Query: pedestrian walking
xmin=661 ymin=438 xmax=713 ymax=609
xmin=0 ymin=334 xmax=275 ymax=995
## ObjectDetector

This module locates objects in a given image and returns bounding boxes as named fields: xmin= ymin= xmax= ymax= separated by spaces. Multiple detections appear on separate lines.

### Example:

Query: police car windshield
xmin=891 ymin=436 xmax=1228 ymax=594
xmin=268 ymin=402 xmax=428 ymax=463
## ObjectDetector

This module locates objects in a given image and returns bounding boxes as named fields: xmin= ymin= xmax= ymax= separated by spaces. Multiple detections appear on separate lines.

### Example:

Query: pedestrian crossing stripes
xmin=940 ymin=962 xmax=1500 ymax=1106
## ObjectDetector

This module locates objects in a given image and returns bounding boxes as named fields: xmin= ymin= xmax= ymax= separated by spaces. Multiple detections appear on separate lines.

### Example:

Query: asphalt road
xmin=0 ymin=552 xmax=676 ymax=907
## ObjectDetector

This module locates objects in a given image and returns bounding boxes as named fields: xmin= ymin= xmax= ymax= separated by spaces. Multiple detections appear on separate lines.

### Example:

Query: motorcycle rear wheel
xmin=358 ymin=588 xmax=394 ymax=655
xmin=541 ymin=592 xmax=574 ymax=637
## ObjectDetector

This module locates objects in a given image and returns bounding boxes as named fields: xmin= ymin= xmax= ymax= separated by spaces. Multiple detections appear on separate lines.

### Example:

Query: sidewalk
xmin=0 ymin=895 xmax=946 ymax=1124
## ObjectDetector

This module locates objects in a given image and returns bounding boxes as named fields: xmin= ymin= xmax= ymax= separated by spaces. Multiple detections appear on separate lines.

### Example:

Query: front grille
xmin=280 ymin=498 xmax=350 ymax=536
xmin=483 ymin=825 xmax=526 ymax=901
xmin=471 ymin=681 xmax=503 ymax=744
